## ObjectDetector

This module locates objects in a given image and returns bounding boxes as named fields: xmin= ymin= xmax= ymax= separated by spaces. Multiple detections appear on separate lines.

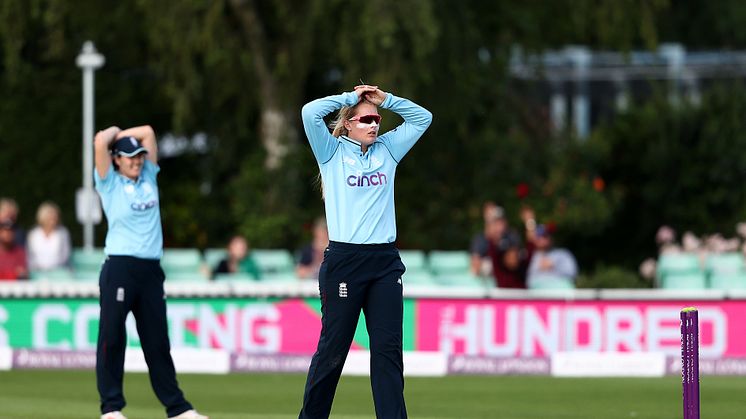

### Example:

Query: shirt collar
xmin=340 ymin=135 xmax=380 ymax=153
xmin=117 ymin=172 xmax=142 ymax=185
xmin=340 ymin=135 xmax=362 ymax=148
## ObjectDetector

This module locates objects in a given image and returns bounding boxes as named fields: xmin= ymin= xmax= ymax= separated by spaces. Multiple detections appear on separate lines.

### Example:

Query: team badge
xmin=339 ymin=282 xmax=348 ymax=298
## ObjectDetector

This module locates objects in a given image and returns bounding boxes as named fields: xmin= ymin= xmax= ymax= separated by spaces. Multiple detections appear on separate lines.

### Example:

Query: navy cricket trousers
xmin=96 ymin=256 xmax=192 ymax=417
xmin=299 ymin=241 xmax=407 ymax=419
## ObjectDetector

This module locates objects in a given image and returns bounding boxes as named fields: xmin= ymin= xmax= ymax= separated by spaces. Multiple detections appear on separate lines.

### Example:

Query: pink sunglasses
xmin=349 ymin=114 xmax=382 ymax=125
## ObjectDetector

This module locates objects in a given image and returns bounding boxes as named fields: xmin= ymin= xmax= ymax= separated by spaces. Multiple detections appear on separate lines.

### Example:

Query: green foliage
xmin=576 ymin=264 xmax=650 ymax=289
xmin=333 ymin=0 xmax=439 ymax=88
xmin=659 ymin=0 xmax=746 ymax=48
xmin=0 ymin=0 xmax=132 ymax=244
xmin=5 ymin=0 xmax=746 ymax=286
xmin=579 ymin=85 xmax=746 ymax=268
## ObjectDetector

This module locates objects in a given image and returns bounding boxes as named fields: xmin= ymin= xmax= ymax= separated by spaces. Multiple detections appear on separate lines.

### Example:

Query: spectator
xmin=655 ymin=225 xmax=681 ymax=255
xmin=0 ymin=218 xmax=27 ymax=280
xmin=26 ymin=201 xmax=71 ymax=272
xmin=212 ymin=235 xmax=261 ymax=280
xmin=486 ymin=206 xmax=536 ymax=288
xmin=470 ymin=202 xmax=520 ymax=277
xmin=682 ymin=231 xmax=701 ymax=253
xmin=526 ymin=224 xmax=578 ymax=288
xmin=0 ymin=198 xmax=26 ymax=248
xmin=296 ymin=216 xmax=329 ymax=280
xmin=488 ymin=235 xmax=531 ymax=289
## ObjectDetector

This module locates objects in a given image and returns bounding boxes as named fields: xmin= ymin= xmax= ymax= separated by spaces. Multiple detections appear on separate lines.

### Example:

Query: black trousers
xmin=96 ymin=256 xmax=192 ymax=417
xmin=299 ymin=241 xmax=407 ymax=419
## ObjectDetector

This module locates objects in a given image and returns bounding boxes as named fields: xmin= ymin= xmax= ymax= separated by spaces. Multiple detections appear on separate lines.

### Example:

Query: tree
xmin=0 ymin=0 xmax=162 ymax=245
xmin=16 ymin=0 xmax=746 ymax=282
xmin=582 ymin=84 xmax=746 ymax=268
xmin=136 ymin=0 xmax=443 ymax=246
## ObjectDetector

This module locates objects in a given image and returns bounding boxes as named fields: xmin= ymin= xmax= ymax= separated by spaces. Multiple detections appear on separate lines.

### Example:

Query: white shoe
xmin=168 ymin=409 xmax=209 ymax=419
xmin=101 ymin=412 xmax=127 ymax=419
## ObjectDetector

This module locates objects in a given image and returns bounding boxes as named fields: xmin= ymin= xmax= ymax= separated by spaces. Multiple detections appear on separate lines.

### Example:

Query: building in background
xmin=509 ymin=43 xmax=746 ymax=138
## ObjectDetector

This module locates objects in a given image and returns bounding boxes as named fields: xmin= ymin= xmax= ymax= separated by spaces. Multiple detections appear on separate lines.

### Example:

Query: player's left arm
xmin=373 ymin=90 xmax=432 ymax=162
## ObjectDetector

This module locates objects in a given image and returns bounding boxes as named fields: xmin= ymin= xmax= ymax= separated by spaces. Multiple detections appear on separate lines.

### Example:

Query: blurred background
xmin=2 ymin=0 xmax=746 ymax=285
xmin=4 ymin=1 xmax=746 ymax=417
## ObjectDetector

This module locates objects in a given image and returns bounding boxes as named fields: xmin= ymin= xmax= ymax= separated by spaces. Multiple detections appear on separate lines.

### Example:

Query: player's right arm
xmin=301 ymin=92 xmax=358 ymax=163
xmin=94 ymin=126 xmax=121 ymax=179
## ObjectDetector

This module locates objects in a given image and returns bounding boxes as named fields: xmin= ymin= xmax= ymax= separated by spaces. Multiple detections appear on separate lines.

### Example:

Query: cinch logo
xmin=347 ymin=172 xmax=388 ymax=187
xmin=130 ymin=200 xmax=157 ymax=211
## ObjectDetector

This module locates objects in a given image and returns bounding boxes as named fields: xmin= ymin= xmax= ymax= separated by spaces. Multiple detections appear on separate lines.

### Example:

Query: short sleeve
xmin=141 ymin=159 xmax=160 ymax=184
xmin=94 ymin=164 xmax=115 ymax=193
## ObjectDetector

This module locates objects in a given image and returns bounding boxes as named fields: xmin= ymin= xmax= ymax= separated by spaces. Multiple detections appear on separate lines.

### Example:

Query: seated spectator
xmin=526 ymin=224 xmax=577 ymax=287
xmin=655 ymin=225 xmax=681 ymax=255
xmin=0 ymin=218 xmax=28 ymax=280
xmin=0 ymin=198 xmax=26 ymax=248
xmin=27 ymin=201 xmax=71 ymax=271
xmin=296 ymin=216 xmax=329 ymax=280
xmin=212 ymin=235 xmax=261 ymax=280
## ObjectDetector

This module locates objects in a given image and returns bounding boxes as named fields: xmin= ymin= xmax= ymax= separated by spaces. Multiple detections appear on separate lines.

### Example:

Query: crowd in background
xmin=469 ymin=201 xmax=578 ymax=289
xmin=1 ymin=195 xmax=581 ymax=289
xmin=11 ymin=189 xmax=746 ymax=290
xmin=14 ymin=198 xmax=746 ymax=290
xmin=0 ymin=198 xmax=71 ymax=280
xmin=639 ymin=224 xmax=746 ymax=282
xmin=0 ymin=195 xmax=334 ymax=283
xmin=0 ymin=195 xmax=582 ymax=288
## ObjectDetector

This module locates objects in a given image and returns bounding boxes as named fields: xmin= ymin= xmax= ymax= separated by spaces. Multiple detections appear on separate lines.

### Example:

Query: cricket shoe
xmin=168 ymin=409 xmax=209 ymax=419
xmin=101 ymin=412 xmax=127 ymax=419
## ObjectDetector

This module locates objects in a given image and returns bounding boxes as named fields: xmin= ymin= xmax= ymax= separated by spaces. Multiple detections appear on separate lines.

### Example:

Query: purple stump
xmin=681 ymin=308 xmax=700 ymax=419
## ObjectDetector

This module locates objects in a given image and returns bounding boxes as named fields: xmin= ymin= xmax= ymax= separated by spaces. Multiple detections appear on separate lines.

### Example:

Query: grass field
xmin=0 ymin=371 xmax=744 ymax=418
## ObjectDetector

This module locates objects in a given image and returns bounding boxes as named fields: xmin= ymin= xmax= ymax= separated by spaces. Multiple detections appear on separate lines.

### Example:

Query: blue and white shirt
xmin=302 ymin=92 xmax=432 ymax=244
xmin=527 ymin=248 xmax=578 ymax=286
xmin=94 ymin=160 xmax=163 ymax=259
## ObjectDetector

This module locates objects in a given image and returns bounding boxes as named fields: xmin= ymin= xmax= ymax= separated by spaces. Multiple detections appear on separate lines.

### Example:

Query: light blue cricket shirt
xmin=94 ymin=160 xmax=163 ymax=259
xmin=302 ymin=92 xmax=432 ymax=244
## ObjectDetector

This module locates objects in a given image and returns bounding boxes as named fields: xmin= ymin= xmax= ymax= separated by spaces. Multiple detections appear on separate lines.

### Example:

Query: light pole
xmin=75 ymin=41 xmax=105 ymax=251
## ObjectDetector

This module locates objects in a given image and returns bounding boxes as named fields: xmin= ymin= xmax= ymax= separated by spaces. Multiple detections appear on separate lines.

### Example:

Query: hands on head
xmin=353 ymin=84 xmax=386 ymax=106
xmin=97 ymin=126 xmax=122 ymax=145
xmin=95 ymin=125 xmax=158 ymax=177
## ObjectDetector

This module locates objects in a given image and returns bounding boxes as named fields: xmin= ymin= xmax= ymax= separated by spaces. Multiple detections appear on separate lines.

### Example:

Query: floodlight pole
xmin=76 ymin=41 xmax=105 ymax=251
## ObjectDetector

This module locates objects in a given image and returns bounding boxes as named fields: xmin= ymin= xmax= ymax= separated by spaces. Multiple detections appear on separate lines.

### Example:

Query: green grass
xmin=0 ymin=371 xmax=744 ymax=418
